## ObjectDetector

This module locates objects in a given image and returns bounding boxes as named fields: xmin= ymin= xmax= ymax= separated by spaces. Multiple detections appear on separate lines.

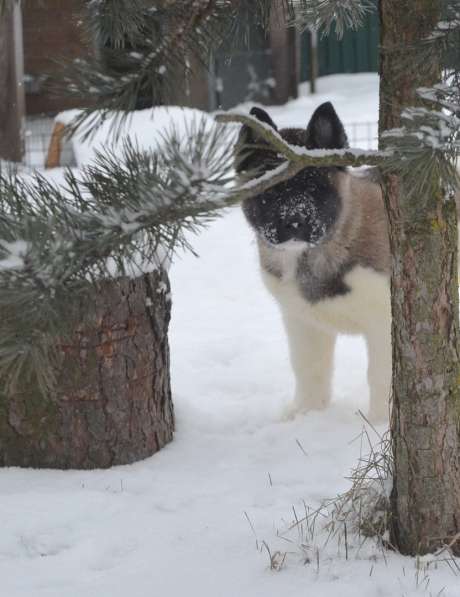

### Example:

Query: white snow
xmin=55 ymin=106 xmax=217 ymax=167
xmin=0 ymin=239 xmax=29 ymax=270
xmin=2 ymin=73 xmax=459 ymax=597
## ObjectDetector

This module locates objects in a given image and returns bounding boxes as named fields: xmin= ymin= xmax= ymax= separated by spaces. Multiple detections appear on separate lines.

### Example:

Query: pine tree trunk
xmin=0 ymin=269 xmax=174 ymax=469
xmin=379 ymin=0 xmax=460 ymax=555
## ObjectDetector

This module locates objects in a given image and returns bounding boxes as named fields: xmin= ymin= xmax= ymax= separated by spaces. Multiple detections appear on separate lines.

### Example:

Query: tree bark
xmin=0 ymin=269 xmax=174 ymax=469
xmin=379 ymin=0 xmax=460 ymax=555
xmin=0 ymin=2 xmax=25 ymax=163
xmin=269 ymin=3 xmax=299 ymax=104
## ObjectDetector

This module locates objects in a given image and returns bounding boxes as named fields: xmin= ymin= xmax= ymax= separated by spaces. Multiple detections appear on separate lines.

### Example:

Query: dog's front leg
xmin=281 ymin=315 xmax=336 ymax=419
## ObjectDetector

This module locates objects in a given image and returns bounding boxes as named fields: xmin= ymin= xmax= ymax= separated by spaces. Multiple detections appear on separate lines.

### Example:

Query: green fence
xmin=300 ymin=10 xmax=379 ymax=80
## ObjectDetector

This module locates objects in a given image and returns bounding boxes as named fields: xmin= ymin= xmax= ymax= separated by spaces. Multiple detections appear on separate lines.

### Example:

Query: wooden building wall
xmin=23 ymin=0 xmax=87 ymax=115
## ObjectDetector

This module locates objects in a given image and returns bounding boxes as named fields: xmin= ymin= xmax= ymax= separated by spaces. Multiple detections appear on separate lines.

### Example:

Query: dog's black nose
xmin=277 ymin=215 xmax=305 ymax=243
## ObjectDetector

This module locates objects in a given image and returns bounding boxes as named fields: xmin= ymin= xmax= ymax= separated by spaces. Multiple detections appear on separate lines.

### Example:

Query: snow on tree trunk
xmin=0 ymin=269 xmax=174 ymax=469
xmin=379 ymin=0 xmax=460 ymax=555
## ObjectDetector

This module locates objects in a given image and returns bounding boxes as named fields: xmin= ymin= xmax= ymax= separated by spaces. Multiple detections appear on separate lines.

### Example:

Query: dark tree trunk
xmin=269 ymin=3 xmax=299 ymax=104
xmin=0 ymin=2 xmax=25 ymax=163
xmin=0 ymin=270 xmax=174 ymax=469
xmin=379 ymin=0 xmax=460 ymax=555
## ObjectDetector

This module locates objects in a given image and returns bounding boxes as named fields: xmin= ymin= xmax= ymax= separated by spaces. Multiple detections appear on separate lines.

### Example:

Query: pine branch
xmin=86 ymin=0 xmax=158 ymax=49
xmin=286 ymin=0 xmax=375 ymax=36
xmin=381 ymin=106 xmax=460 ymax=204
xmin=215 ymin=111 xmax=388 ymax=167
xmin=417 ymin=82 xmax=460 ymax=116
xmin=0 ymin=118 xmax=235 ymax=397
xmin=56 ymin=0 xmax=234 ymax=136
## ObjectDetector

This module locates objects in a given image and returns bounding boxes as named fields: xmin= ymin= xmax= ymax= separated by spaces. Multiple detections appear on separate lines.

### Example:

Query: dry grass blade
xmin=262 ymin=540 xmax=287 ymax=571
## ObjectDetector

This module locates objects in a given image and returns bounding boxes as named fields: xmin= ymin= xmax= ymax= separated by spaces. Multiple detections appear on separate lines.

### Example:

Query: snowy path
xmin=0 ymin=74 xmax=458 ymax=596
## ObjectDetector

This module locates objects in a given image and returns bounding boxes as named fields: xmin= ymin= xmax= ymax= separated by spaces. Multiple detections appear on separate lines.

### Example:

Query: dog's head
xmin=235 ymin=102 xmax=348 ymax=247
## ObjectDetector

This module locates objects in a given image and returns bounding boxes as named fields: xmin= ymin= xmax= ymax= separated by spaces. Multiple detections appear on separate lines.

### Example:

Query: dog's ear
xmin=235 ymin=107 xmax=278 ymax=174
xmin=238 ymin=107 xmax=278 ymax=144
xmin=249 ymin=107 xmax=278 ymax=131
xmin=305 ymin=102 xmax=348 ymax=150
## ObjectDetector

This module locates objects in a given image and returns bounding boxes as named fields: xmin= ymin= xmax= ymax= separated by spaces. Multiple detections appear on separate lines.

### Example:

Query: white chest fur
xmin=260 ymin=245 xmax=391 ymax=336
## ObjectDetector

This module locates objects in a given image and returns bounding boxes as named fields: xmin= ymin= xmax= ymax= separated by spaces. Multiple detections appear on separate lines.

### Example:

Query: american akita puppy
xmin=236 ymin=102 xmax=391 ymax=421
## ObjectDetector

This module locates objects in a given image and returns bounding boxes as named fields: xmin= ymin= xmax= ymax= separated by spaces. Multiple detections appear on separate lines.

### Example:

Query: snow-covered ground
xmin=1 ymin=74 xmax=458 ymax=597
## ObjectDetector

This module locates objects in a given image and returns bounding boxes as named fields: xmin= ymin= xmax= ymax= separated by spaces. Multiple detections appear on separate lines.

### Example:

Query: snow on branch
xmin=417 ymin=82 xmax=460 ymax=117
xmin=381 ymin=106 xmax=460 ymax=201
xmin=215 ymin=111 xmax=389 ymax=169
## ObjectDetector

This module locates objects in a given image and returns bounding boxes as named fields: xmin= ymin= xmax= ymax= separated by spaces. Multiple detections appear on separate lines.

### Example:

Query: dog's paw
xmin=280 ymin=401 xmax=304 ymax=422
xmin=280 ymin=399 xmax=326 ymax=422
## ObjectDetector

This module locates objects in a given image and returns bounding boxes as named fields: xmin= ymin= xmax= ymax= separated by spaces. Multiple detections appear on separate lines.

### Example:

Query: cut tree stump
xmin=0 ymin=269 xmax=174 ymax=469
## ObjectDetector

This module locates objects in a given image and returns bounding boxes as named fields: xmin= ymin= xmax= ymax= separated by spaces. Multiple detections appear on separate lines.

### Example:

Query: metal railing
xmin=345 ymin=121 xmax=378 ymax=151
xmin=24 ymin=115 xmax=75 ymax=169
xmin=24 ymin=115 xmax=54 ymax=168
